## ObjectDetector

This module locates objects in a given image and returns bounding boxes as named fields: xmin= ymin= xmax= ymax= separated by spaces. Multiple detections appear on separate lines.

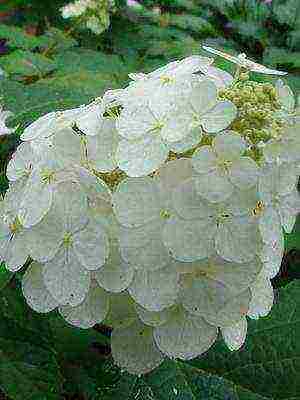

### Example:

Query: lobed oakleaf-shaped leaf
xmin=190 ymin=280 xmax=300 ymax=399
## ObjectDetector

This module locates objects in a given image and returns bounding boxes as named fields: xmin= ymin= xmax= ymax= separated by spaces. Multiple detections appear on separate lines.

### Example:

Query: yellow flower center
xmin=160 ymin=209 xmax=171 ymax=219
xmin=62 ymin=232 xmax=73 ymax=247
xmin=40 ymin=168 xmax=55 ymax=184
xmin=9 ymin=217 xmax=22 ymax=234
xmin=160 ymin=75 xmax=175 ymax=85
xmin=251 ymin=201 xmax=265 ymax=217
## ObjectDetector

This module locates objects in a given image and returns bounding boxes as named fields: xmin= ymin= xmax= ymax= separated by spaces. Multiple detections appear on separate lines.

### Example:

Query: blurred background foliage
xmin=0 ymin=1 xmax=300 ymax=399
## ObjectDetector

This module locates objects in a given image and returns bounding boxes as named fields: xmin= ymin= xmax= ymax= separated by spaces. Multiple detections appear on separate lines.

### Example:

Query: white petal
xmin=190 ymin=79 xmax=217 ymax=115
xmin=4 ymin=232 xmax=28 ymax=272
xmin=6 ymin=142 xmax=36 ymax=182
xmin=213 ymin=131 xmax=246 ymax=159
xmin=59 ymin=284 xmax=109 ymax=328
xmin=128 ymin=264 xmax=179 ymax=311
xmin=75 ymin=101 xmax=105 ymax=136
xmin=42 ymin=247 xmax=91 ymax=306
xmin=276 ymin=79 xmax=295 ymax=113
xmin=86 ymin=119 xmax=118 ymax=172
xmin=194 ymin=170 xmax=234 ymax=203
xmin=95 ymin=245 xmax=134 ymax=292
xmin=167 ymin=128 xmax=201 ymax=153
xmin=135 ymin=304 xmax=174 ymax=327
xmin=104 ymin=292 xmax=137 ymax=329
xmin=260 ymin=235 xmax=284 ymax=279
xmin=116 ymin=102 xmax=157 ymax=140
xmin=113 ymin=177 xmax=162 ymax=227
xmin=162 ymin=218 xmax=215 ymax=262
xmin=111 ymin=321 xmax=164 ymax=375
xmin=154 ymin=158 xmax=193 ymax=192
xmin=116 ymin=135 xmax=169 ymax=177
xmin=192 ymin=146 xmax=217 ymax=174
xmin=229 ymin=157 xmax=259 ymax=189
xmin=201 ymin=101 xmax=237 ymax=133
xmin=180 ymin=273 xmax=252 ymax=327
xmin=160 ymin=106 xmax=194 ymax=143
xmin=259 ymin=207 xmax=282 ymax=244
xmin=121 ymin=235 xmax=171 ymax=272
xmin=18 ymin=172 xmax=53 ymax=228
xmin=216 ymin=217 xmax=260 ymax=263
xmin=20 ymin=112 xmax=56 ymax=141
xmin=73 ymin=221 xmax=109 ymax=270
xmin=205 ymin=66 xmax=234 ymax=88
xmin=221 ymin=317 xmax=247 ymax=351
xmin=22 ymin=262 xmax=59 ymax=313
xmin=248 ymin=271 xmax=274 ymax=319
xmin=172 ymin=178 xmax=213 ymax=220
xmin=153 ymin=308 xmax=217 ymax=360
xmin=52 ymin=128 xmax=82 ymax=166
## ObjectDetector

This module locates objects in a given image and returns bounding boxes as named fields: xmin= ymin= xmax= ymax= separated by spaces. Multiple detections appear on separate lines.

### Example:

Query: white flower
xmin=192 ymin=132 xmax=259 ymax=203
xmin=162 ymin=179 xmax=261 ymax=263
xmin=258 ymin=163 xmax=300 ymax=236
xmin=263 ymin=123 xmax=300 ymax=164
xmin=0 ymin=201 xmax=29 ymax=272
xmin=18 ymin=158 xmax=76 ymax=228
xmin=113 ymin=159 xmax=192 ymax=271
xmin=202 ymin=45 xmax=287 ymax=75
xmin=179 ymin=257 xmax=260 ymax=327
xmin=116 ymin=78 xmax=236 ymax=177
xmin=111 ymin=320 xmax=164 ymax=375
xmin=0 ymin=105 xmax=15 ymax=136
xmin=153 ymin=306 xmax=218 ymax=360
xmin=24 ymin=183 xmax=110 ymax=306
xmin=180 ymin=79 xmax=237 ymax=134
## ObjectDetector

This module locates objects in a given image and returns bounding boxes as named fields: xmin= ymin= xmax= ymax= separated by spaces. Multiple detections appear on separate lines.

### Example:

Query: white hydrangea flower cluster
xmin=61 ymin=0 xmax=115 ymax=35
xmin=1 ymin=50 xmax=300 ymax=376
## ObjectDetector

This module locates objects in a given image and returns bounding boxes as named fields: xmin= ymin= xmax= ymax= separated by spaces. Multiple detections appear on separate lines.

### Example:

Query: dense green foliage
xmin=0 ymin=1 xmax=299 ymax=399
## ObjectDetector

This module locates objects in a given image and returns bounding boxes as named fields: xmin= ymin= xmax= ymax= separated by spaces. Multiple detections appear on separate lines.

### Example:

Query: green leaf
xmin=0 ymin=24 xmax=48 ymax=50
xmin=273 ymin=0 xmax=300 ymax=27
xmin=167 ymin=14 xmax=216 ymax=35
xmin=263 ymin=47 xmax=300 ymax=69
xmin=0 ymin=263 xmax=13 ymax=291
xmin=99 ymin=360 xmax=270 ymax=399
xmin=190 ymin=280 xmax=300 ymax=399
xmin=42 ymin=27 xmax=78 ymax=53
xmin=0 ymin=50 xmax=57 ymax=78
xmin=0 ymin=284 xmax=63 ymax=400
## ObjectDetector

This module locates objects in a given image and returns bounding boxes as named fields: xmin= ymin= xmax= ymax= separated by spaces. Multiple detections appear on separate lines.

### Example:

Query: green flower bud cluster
xmin=219 ymin=81 xmax=283 ymax=146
